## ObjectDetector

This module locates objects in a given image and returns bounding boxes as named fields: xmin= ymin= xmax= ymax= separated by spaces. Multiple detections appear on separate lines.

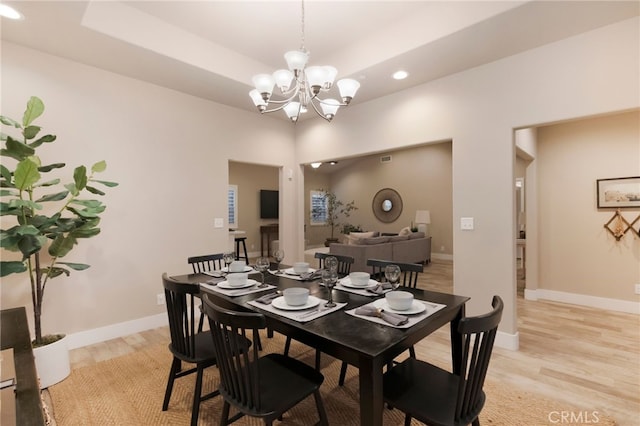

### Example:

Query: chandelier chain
xmin=300 ymin=0 xmax=305 ymax=51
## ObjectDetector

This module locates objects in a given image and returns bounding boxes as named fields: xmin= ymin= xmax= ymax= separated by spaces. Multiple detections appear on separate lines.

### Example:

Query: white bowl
xmin=226 ymin=272 xmax=248 ymax=287
xmin=283 ymin=287 xmax=310 ymax=306
xmin=293 ymin=262 xmax=310 ymax=274
xmin=385 ymin=291 xmax=414 ymax=311
xmin=349 ymin=272 xmax=370 ymax=287
xmin=229 ymin=260 xmax=246 ymax=272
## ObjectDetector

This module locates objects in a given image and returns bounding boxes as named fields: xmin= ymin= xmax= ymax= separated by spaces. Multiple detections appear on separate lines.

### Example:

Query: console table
xmin=1 ymin=307 xmax=46 ymax=426
xmin=260 ymin=224 xmax=278 ymax=257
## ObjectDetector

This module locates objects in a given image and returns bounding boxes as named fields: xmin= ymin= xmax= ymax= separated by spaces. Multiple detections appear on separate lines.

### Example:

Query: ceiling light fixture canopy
xmin=249 ymin=0 xmax=360 ymax=123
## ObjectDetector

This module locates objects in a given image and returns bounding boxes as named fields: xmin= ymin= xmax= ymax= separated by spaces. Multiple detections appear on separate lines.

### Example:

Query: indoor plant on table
xmin=0 ymin=96 xmax=117 ymax=388
xmin=312 ymin=189 xmax=357 ymax=247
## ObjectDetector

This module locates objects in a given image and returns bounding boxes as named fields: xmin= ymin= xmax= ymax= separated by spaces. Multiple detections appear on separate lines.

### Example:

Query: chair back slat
xmin=162 ymin=273 xmax=200 ymax=360
xmin=188 ymin=253 xmax=224 ymax=273
xmin=315 ymin=252 xmax=354 ymax=275
xmin=202 ymin=294 xmax=266 ymax=412
xmin=366 ymin=259 xmax=423 ymax=288
xmin=454 ymin=296 xmax=503 ymax=424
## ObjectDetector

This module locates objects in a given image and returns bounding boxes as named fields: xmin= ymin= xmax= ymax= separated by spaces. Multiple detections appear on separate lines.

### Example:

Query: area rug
xmin=49 ymin=332 xmax=616 ymax=425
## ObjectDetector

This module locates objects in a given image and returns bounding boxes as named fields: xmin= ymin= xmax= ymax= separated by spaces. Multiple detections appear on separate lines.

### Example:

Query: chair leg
xmin=220 ymin=400 xmax=230 ymax=426
xmin=404 ymin=414 xmax=412 ymax=426
xmin=284 ymin=336 xmax=292 ymax=356
xmin=472 ymin=418 xmax=480 ymax=426
xmin=315 ymin=349 xmax=322 ymax=370
xmin=338 ymin=361 xmax=348 ymax=386
xmin=198 ymin=311 xmax=205 ymax=333
xmin=162 ymin=357 xmax=180 ymax=410
xmin=409 ymin=345 xmax=416 ymax=358
xmin=191 ymin=366 xmax=204 ymax=426
xmin=313 ymin=389 xmax=329 ymax=426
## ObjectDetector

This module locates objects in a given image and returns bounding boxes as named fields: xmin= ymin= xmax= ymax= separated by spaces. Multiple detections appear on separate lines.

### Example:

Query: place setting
xmin=202 ymin=256 xmax=255 ymax=278
xmin=269 ymin=260 xmax=321 ymax=281
xmin=346 ymin=290 xmax=446 ymax=328
xmin=248 ymin=286 xmax=346 ymax=323
xmin=200 ymin=270 xmax=275 ymax=296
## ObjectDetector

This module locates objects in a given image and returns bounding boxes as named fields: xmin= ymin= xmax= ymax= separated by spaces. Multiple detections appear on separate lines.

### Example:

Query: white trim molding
xmin=495 ymin=330 xmax=519 ymax=351
xmin=526 ymin=289 xmax=640 ymax=314
xmin=66 ymin=313 xmax=168 ymax=350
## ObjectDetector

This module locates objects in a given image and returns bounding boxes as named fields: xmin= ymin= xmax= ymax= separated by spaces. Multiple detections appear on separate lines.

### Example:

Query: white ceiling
xmin=2 ymin=1 xmax=638 ymax=121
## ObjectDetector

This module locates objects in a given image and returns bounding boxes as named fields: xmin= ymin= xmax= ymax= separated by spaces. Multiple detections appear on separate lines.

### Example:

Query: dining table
xmin=171 ymin=266 xmax=468 ymax=426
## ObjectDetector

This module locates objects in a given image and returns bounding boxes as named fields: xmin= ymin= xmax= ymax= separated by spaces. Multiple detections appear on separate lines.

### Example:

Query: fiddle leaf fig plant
xmin=0 ymin=96 xmax=118 ymax=346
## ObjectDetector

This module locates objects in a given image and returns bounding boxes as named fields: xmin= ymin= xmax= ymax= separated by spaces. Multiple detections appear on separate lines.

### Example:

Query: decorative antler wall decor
xmin=604 ymin=209 xmax=640 ymax=240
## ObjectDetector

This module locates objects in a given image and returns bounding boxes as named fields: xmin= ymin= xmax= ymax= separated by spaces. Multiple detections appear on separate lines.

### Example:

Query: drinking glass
xmin=322 ymin=269 xmax=338 ymax=308
xmin=223 ymin=251 xmax=235 ymax=272
xmin=324 ymin=256 xmax=338 ymax=273
xmin=255 ymin=256 xmax=270 ymax=288
xmin=273 ymin=249 xmax=285 ymax=274
xmin=384 ymin=264 xmax=401 ymax=289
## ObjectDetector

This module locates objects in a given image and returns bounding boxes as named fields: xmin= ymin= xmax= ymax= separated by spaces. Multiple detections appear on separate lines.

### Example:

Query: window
xmin=310 ymin=190 xmax=327 ymax=225
xmin=228 ymin=185 xmax=237 ymax=228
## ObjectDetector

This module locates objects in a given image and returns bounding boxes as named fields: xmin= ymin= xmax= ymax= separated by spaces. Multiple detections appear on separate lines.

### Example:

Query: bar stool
xmin=235 ymin=237 xmax=248 ymax=262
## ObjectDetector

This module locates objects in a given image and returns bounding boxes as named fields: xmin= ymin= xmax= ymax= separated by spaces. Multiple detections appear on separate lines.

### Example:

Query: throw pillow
xmin=398 ymin=227 xmax=412 ymax=236
xmin=349 ymin=231 xmax=375 ymax=245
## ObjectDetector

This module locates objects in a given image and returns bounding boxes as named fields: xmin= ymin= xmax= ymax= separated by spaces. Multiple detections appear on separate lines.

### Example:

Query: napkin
xmin=203 ymin=271 xmax=225 ymax=278
xmin=354 ymin=305 xmax=408 ymax=326
xmin=366 ymin=282 xmax=394 ymax=295
xmin=255 ymin=292 xmax=280 ymax=305
xmin=300 ymin=270 xmax=322 ymax=281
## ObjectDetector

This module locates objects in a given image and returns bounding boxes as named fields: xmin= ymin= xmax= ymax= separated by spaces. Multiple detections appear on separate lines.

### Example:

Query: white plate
xmin=222 ymin=266 xmax=254 ymax=273
xmin=284 ymin=267 xmax=316 ymax=276
xmin=217 ymin=279 xmax=258 ymax=290
xmin=372 ymin=298 xmax=426 ymax=315
xmin=339 ymin=278 xmax=378 ymax=289
xmin=271 ymin=295 xmax=321 ymax=311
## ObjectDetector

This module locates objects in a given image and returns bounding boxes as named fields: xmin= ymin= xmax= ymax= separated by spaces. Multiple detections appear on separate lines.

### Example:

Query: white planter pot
xmin=33 ymin=335 xmax=71 ymax=389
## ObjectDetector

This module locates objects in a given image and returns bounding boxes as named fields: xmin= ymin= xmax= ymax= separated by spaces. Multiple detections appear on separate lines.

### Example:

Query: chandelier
xmin=249 ymin=0 xmax=360 ymax=123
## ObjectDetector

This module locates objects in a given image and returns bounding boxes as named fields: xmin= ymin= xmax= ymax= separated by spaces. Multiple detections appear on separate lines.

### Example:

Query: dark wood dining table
xmin=171 ymin=269 xmax=468 ymax=426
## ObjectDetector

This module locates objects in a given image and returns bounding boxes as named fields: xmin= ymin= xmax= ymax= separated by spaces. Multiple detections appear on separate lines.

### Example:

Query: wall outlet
xmin=635 ymin=284 xmax=640 ymax=295
xmin=460 ymin=217 xmax=474 ymax=230
xmin=156 ymin=293 xmax=165 ymax=305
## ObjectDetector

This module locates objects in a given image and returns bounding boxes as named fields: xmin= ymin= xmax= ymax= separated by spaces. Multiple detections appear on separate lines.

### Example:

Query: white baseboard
xmin=495 ymin=330 xmax=519 ymax=351
xmin=431 ymin=253 xmax=453 ymax=261
xmin=66 ymin=313 xmax=168 ymax=350
xmin=526 ymin=288 xmax=640 ymax=314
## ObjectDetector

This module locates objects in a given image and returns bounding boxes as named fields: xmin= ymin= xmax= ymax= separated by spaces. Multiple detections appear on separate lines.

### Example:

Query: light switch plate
xmin=460 ymin=217 xmax=474 ymax=230
xmin=214 ymin=218 xmax=224 ymax=228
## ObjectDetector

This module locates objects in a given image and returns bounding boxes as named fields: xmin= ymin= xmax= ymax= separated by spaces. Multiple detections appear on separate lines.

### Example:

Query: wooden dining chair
xmin=367 ymin=258 xmax=424 ymax=289
xmin=188 ymin=253 xmax=224 ymax=273
xmin=314 ymin=252 xmax=354 ymax=275
xmin=161 ymin=273 xmax=222 ymax=426
xmin=338 ymin=258 xmax=425 ymax=386
xmin=383 ymin=296 xmax=504 ymax=426
xmin=202 ymin=294 xmax=329 ymax=426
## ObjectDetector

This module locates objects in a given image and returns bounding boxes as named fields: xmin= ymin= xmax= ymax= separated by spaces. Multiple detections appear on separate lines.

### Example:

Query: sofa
xmin=329 ymin=231 xmax=432 ymax=274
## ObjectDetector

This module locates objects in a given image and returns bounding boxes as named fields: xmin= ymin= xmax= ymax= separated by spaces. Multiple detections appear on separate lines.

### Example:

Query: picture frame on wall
xmin=596 ymin=176 xmax=640 ymax=208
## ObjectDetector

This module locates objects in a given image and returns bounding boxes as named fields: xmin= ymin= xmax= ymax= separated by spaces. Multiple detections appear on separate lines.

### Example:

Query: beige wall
xmin=229 ymin=161 xmax=278 ymax=255
xmin=537 ymin=111 xmax=640 ymax=301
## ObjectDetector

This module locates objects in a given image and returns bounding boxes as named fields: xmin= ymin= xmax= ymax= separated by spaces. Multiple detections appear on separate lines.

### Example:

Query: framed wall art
xmin=596 ymin=176 xmax=640 ymax=208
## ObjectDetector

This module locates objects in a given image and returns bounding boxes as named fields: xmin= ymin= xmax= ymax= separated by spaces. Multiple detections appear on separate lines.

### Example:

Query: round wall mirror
xmin=372 ymin=188 xmax=403 ymax=223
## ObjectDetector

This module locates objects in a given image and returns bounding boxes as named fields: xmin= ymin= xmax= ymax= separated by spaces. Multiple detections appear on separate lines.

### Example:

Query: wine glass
xmin=384 ymin=264 xmax=401 ymax=289
xmin=222 ymin=251 xmax=235 ymax=273
xmin=273 ymin=249 xmax=285 ymax=274
xmin=322 ymin=269 xmax=338 ymax=308
xmin=255 ymin=256 xmax=270 ymax=288
xmin=324 ymin=256 xmax=338 ymax=274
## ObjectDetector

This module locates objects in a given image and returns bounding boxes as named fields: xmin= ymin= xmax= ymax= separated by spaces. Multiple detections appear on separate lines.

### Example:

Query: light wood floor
xmin=68 ymin=259 xmax=640 ymax=425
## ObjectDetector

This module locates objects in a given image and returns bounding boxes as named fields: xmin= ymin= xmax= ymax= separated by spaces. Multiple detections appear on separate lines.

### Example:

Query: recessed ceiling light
xmin=0 ymin=4 xmax=23 ymax=20
xmin=329 ymin=161 xmax=338 ymax=166
xmin=393 ymin=70 xmax=408 ymax=80
xmin=310 ymin=162 xmax=322 ymax=169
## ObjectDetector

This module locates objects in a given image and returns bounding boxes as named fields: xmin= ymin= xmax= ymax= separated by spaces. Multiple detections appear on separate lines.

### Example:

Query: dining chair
xmin=383 ymin=295 xmax=504 ymax=426
xmin=188 ymin=253 xmax=224 ymax=332
xmin=161 ymin=273 xmax=225 ymax=426
xmin=314 ymin=252 xmax=354 ymax=275
xmin=366 ymin=258 xmax=424 ymax=289
xmin=337 ymin=258 xmax=425 ymax=386
xmin=202 ymin=294 xmax=329 ymax=426
xmin=188 ymin=253 xmax=224 ymax=273
xmin=281 ymin=251 xmax=355 ymax=370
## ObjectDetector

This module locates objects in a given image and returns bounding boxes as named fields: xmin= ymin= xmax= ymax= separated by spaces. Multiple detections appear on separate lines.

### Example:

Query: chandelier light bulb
xmin=284 ymin=50 xmax=309 ymax=75
xmin=273 ymin=69 xmax=294 ymax=92
xmin=320 ymin=99 xmax=340 ymax=121
xmin=337 ymin=78 xmax=361 ymax=104
xmin=283 ymin=102 xmax=302 ymax=122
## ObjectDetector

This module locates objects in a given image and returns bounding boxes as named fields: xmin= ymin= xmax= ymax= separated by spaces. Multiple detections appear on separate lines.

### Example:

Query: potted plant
xmin=341 ymin=223 xmax=363 ymax=235
xmin=311 ymin=190 xmax=357 ymax=246
xmin=0 ymin=96 xmax=117 ymax=388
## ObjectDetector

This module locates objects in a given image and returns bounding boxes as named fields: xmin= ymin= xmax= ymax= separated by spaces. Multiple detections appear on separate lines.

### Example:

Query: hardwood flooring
xmin=67 ymin=259 xmax=640 ymax=425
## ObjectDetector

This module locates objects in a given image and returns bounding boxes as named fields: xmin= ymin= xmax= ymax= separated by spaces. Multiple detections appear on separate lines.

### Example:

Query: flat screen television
xmin=260 ymin=190 xmax=279 ymax=219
